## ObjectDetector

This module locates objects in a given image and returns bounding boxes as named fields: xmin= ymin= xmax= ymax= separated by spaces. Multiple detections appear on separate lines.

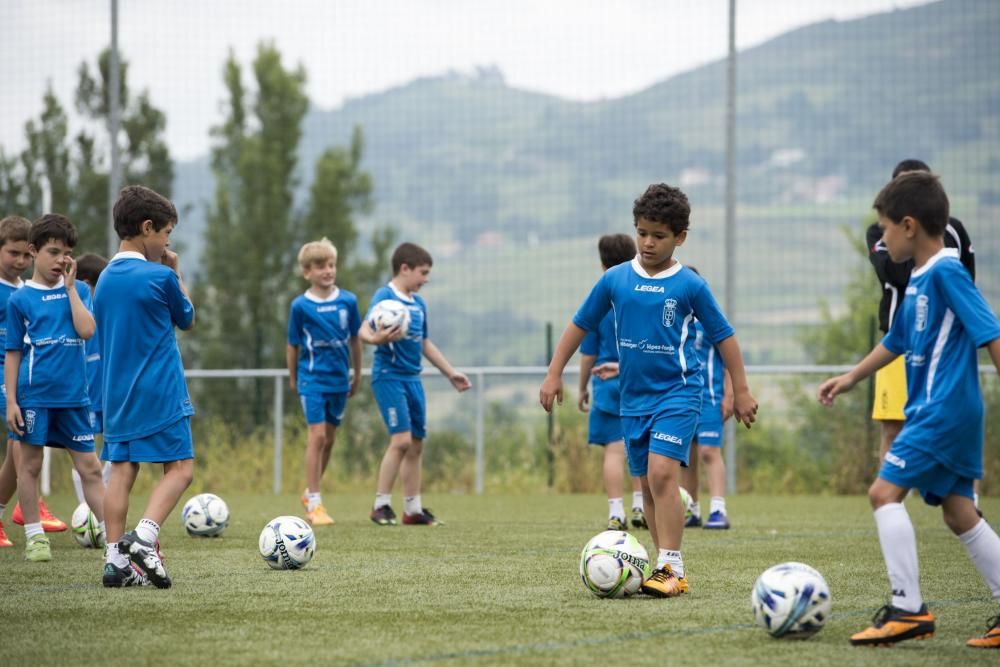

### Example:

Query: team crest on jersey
xmin=339 ymin=310 xmax=348 ymax=330
xmin=24 ymin=409 xmax=36 ymax=434
xmin=915 ymin=295 xmax=929 ymax=332
xmin=661 ymin=298 xmax=678 ymax=328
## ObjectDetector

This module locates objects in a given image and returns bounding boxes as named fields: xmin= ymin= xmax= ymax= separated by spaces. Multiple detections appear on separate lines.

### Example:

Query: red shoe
xmin=0 ymin=519 xmax=13 ymax=547
xmin=12 ymin=498 xmax=68 ymax=532
xmin=402 ymin=508 xmax=444 ymax=526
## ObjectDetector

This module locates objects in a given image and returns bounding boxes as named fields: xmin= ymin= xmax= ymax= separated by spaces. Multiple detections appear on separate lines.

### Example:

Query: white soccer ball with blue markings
xmin=367 ymin=299 xmax=410 ymax=336
xmin=181 ymin=493 xmax=230 ymax=537
xmin=751 ymin=562 xmax=831 ymax=639
xmin=579 ymin=530 xmax=651 ymax=598
xmin=259 ymin=516 xmax=316 ymax=570
xmin=71 ymin=502 xmax=104 ymax=548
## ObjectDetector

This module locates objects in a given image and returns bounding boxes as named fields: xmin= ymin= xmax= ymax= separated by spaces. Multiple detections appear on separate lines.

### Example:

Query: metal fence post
xmin=475 ymin=370 xmax=485 ymax=495
xmin=273 ymin=375 xmax=283 ymax=495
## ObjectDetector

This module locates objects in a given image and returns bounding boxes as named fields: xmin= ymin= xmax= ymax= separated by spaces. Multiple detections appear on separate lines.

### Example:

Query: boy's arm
xmin=163 ymin=250 xmax=195 ymax=330
xmin=349 ymin=336 xmax=363 ymax=397
xmin=286 ymin=344 xmax=298 ymax=392
xmin=65 ymin=258 xmax=96 ymax=340
xmin=817 ymin=343 xmax=896 ymax=406
xmin=5 ymin=350 xmax=23 ymax=435
xmin=539 ymin=322 xmax=588 ymax=413
xmin=714 ymin=336 xmax=757 ymax=428
xmin=422 ymin=339 xmax=470 ymax=392
xmin=988 ymin=338 xmax=1000 ymax=374
xmin=359 ymin=320 xmax=405 ymax=345
xmin=577 ymin=354 xmax=596 ymax=412
xmin=721 ymin=368 xmax=734 ymax=420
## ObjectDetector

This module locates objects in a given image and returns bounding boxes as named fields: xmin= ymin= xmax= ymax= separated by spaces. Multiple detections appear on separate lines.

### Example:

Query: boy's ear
xmin=141 ymin=219 xmax=154 ymax=235
xmin=675 ymin=230 xmax=688 ymax=246
xmin=901 ymin=216 xmax=918 ymax=238
xmin=27 ymin=243 xmax=38 ymax=257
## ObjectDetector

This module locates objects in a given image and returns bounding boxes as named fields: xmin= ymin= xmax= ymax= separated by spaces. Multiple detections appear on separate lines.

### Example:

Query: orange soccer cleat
xmin=12 ymin=498 xmax=68 ymax=532
xmin=0 ymin=519 xmax=13 ymax=547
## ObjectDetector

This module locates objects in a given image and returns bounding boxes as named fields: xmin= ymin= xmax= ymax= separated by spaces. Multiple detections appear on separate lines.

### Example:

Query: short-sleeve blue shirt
xmin=573 ymin=259 xmax=734 ymax=416
xmin=368 ymin=284 xmax=428 ymax=380
xmin=93 ymin=252 xmax=195 ymax=442
xmin=0 ymin=278 xmax=24 ymax=374
xmin=580 ymin=311 xmax=620 ymax=414
xmin=5 ymin=279 xmax=90 ymax=408
xmin=882 ymin=248 xmax=1000 ymax=478
xmin=693 ymin=320 xmax=726 ymax=409
xmin=287 ymin=288 xmax=361 ymax=394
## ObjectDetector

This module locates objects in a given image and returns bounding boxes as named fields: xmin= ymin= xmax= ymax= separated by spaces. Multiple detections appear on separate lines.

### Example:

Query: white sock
xmin=106 ymin=542 xmax=129 ymax=568
xmin=71 ymin=468 xmax=86 ymax=504
xmin=25 ymin=522 xmax=44 ymax=539
xmin=374 ymin=493 xmax=392 ymax=510
xmin=306 ymin=492 xmax=321 ymax=512
xmin=874 ymin=503 xmax=922 ymax=612
xmin=632 ymin=492 xmax=644 ymax=511
xmin=690 ymin=502 xmax=701 ymax=519
xmin=657 ymin=548 xmax=685 ymax=578
xmin=959 ymin=518 xmax=1000 ymax=604
xmin=135 ymin=518 xmax=160 ymax=545
xmin=404 ymin=495 xmax=422 ymax=516
xmin=710 ymin=496 xmax=726 ymax=515
xmin=608 ymin=497 xmax=624 ymax=520
xmin=98 ymin=521 xmax=106 ymax=543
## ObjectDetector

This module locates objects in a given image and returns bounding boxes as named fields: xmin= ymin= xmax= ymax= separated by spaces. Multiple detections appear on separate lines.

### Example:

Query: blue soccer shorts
xmin=878 ymin=440 xmax=975 ymax=506
xmin=695 ymin=403 xmax=723 ymax=447
xmin=89 ymin=409 xmax=103 ymax=434
xmin=372 ymin=378 xmax=426 ymax=439
xmin=10 ymin=406 xmax=95 ymax=453
xmin=299 ymin=392 xmax=348 ymax=426
xmin=101 ymin=417 xmax=194 ymax=463
xmin=588 ymin=407 xmax=624 ymax=446
xmin=621 ymin=408 xmax=698 ymax=476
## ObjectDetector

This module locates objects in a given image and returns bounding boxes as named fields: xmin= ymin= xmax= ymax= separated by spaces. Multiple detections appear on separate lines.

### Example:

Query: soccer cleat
xmin=370 ymin=504 xmax=398 ymax=526
xmin=300 ymin=490 xmax=309 ymax=509
xmin=849 ymin=604 xmax=935 ymax=646
xmin=102 ymin=561 xmax=151 ymax=588
xmin=306 ymin=504 xmax=335 ymax=526
xmin=630 ymin=508 xmax=648 ymax=529
xmin=402 ymin=508 xmax=444 ymax=526
xmin=12 ymin=498 xmax=68 ymax=532
xmin=0 ymin=519 xmax=13 ymax=547
xmin=24 ymin=534 xmax=51 ymax=562
xmin=966 ymin=614 xmax=1000 ymax=649
xmin=703 ymin=510 xmax=731 ymax=530
xmin=641 ymin=564 xmax=688 ymax=597
xmin=607 ymin=516 xmax=627 ymax=531
xmin=119 ymin=531 xmax=171 ymax=589
xmin=684 ymin=514 xmax=702 ymax=528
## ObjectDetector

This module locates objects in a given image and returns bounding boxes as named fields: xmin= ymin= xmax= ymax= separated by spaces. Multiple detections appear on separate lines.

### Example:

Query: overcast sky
xmin=1 ymin=0 xmax=932 ymax=160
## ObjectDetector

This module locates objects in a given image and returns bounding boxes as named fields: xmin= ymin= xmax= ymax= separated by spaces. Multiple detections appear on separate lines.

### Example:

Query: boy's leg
xmin=400 ymin=437 xmax=441 ymax=525
xmin=640 ymin=452 xmax=688 ymax=598
xmin=0 ymin=439 xmax=20 ymax=505
xmin=701 ymin=445 xmax=729 ymax=529
xmin=321 ymin=423 xmax=336 ymax=476
xmin=681 ymin=440 xmax=701 ymax=526
xmin=304 ymin=421 xmax=336 ymax=526
xmin=629 ymin=474 xmax=646 ymax=529
xmin=371 ymin=431 xmax=410 ymax=525
xmin=878 ymin=420 xmax=903 ymax=462
xmin=103 ymin=461 xmax=147 ymax=587
xmin=141 ymin=458 xmax=194 ymax=527
xmin=15 ymin=443 xmax=50 ymax=561
xmin=67 ymin=450 xmax=106 ymax=523
xmin=602 ymin=440 xmax=626 ymax=529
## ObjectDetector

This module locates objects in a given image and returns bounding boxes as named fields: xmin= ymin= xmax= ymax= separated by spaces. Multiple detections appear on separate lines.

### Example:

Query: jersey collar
xmin=629 ymin=256 xmax=683 ymax=280
xmin=304 ymin=287 xmax=340 ymax=303
xmin=111 ymin=251 xmax=147 ymax=262
xmin=0 ymin=277 xmax=23 ymax=289
xmin=388 ymin=282 xmax=416 ymax=303
xmin=25 ymin=277 xmax=65 ymax=290
xmin=911 ymin=247 xmax=959 ymax=279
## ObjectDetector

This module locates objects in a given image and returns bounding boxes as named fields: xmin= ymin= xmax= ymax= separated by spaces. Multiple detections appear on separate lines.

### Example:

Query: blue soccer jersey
xmin=580 ymin=311 xmax=621 ymax=414
xmin=82 ymin=285 xmax=102 ymax=414
xmin=882 ymin=248 xmax=1000 ymax=478
xmin=93 ymin=252 xmax=195 ymax=442
xmin=573 ymin=259 xmax=734 ymax=416
xmin=287 ymin=288 xmax=361 ymax=394
xmin=368 ymin=284 xmax=428 ymax=380
xmin=0 ymin=278 xmax=23 ymax=375
xmin=5 ymin=279 xmax=90 ymax=408
xmin=693 ymin=320 xmax=726 ymax=410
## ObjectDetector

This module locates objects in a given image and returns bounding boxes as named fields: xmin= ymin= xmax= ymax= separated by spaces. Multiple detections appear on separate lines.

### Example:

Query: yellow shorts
xmin=872 ymin=356 xmax=907 ymax=421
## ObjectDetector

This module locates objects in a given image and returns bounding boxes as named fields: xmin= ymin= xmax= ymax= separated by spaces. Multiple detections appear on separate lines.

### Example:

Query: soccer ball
xmin=71 ymin=502 xmax=104 ymax=548
xmin=679 ymin=486 xmax=693 ymax=518
xmin=259 ymin=516 xmax=316 ymax=570
xmin=579 ymin=530 xmax=651 ymax=598
xmin=368 ymin=299 xmax=411 ymax=336
xmin=181 ymin=493 xmax=230 ymax=537
xmin=751 ymin=562 xmax=832 ymax=639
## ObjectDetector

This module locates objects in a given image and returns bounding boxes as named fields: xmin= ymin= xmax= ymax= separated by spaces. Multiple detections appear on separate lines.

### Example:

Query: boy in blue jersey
xmin=4 ymin=214 xmax=104 ymax=562
xmin=96 ymin=185 xmax=195 ymax=589
xmin=819 ymin=172 xmax=1000 ymax=649
xmin=577 ymin=233 xmax=646 ymax=531
xmin=541 ymin=184 xmax=758 ymax=598
xmin=0 ymin=215 xmax=35 ymax=548
xmin=361 ymin=242 xmax=470 ymax=526
xmin=287 ymin=238 xmax=362 ymax=527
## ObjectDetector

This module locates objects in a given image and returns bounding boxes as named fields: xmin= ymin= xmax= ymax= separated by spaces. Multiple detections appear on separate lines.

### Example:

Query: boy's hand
xmin=722 ymin=393 xmax=734 ymax=420
xmin=372 ymin=324 xmax=405 ymax=345
xmin=288 ymin=377 xmax=297 ymax=392
xmin=577 ymin=387 xmax=590 ymax=412
xmin=539 ymin=375 xmax=563 ymax=413
xmin=349 ymin=374 xmax=360 ymax=397
xmin=63 ymin=256 xmax=77 ymax=288
xmin=732 ymin=389 xmax=758 ymax=428
xmin=161 ymin=249 xmax=180 ymax=272
xmin=817 ymin=374 xmax=856 ymax=407
xmin=591 ymin=362 xmax=620 ymax=380
xmin=6 ymin=402 xmax=23 ymax=436
xmin=449 ymin=372 xmax=471 ymax=392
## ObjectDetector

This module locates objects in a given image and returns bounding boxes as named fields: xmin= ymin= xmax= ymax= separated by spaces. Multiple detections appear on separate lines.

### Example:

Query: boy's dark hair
xmin=873 ymin=171 xmax=949 ymax=237
xmin=891 ymin=159 xmax=931 ymax=179
xmin=0 ymin=215 xmax=31 ymax=247
xmin=77 ymin=253 xmax=109 ymax=285
xmin=392 ymin=242 xmax=433 ymax=274
xmin=30 ymin=214 xmax=78 ymax=249
xmin=113 ymin=184 xmax=177 ymax=240
xmin=632 ymin=184 xmax=691 ymax=235
xmin=598 ymin=233 xmax=635 ymax=269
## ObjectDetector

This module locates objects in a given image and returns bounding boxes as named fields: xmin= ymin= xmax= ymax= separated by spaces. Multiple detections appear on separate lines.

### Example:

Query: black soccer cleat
xmin=119 ymin=531 xmax=171 ymax=589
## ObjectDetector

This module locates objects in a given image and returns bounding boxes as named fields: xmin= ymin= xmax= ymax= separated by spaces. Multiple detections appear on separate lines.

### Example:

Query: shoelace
xmin=649 ymin=568 xmax=673 ymax=583
xmin=870 ymin=604 xmax=902 ymax=628
xmin=985 ymin=614 xmax=1000 ymax=632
